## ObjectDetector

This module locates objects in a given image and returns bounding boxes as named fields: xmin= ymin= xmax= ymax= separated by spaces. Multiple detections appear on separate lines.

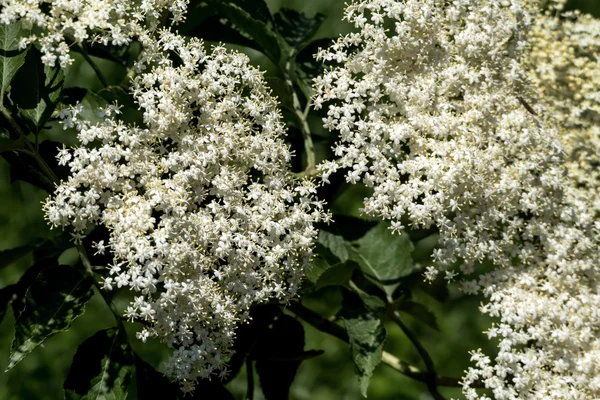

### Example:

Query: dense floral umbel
xmin=44 ymin=33 xmax=326 ymax=392
xmin=526 ymin=9 xmax=600 ymax=215
xmin=314 ymin=0 xmax=600 ymax=398
xmin=0 ymin=0 xmax=188 ymax=67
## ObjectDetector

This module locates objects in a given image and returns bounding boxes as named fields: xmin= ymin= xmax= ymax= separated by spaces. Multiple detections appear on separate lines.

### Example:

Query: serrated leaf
xmin=315 ymin=260 xmax=358 ymax=290
xmin=7 ymin=264 xmax=94 ymax=370
xmin=349 ymin=222 xmax=415 ymax=298
xmin=305 ymin=253 xmax=334 ymax=285
xmin=225 ymin=0 xmax=273 ymax=23
xmin=318 ymin=230 xmax=349 ymax=262
xmin=11 ymin=46 xmax=64 ymax=132
xmin=274 ymin=9 xmax=325 ymax=49
xmin=135 ymin=355 xmax=235 ymax=399
xmin=339 ymin=290 xmax=386 ymax=397
xmin=0 ymin=23 xmax=28 ymax=99
xmin=207 ymin=1 xmax=282 ymax=63
xmin=254 ymin=315 xmax=306 ymax=400
xmin=64 ymin=328 xmax=133 ymax=400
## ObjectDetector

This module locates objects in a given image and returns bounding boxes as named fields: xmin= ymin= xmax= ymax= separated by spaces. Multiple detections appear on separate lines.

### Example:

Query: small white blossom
xmin=314 ymin=0 xmax=600 ymax=398
xmin=44 ymin=33 xmax=327 ymax=392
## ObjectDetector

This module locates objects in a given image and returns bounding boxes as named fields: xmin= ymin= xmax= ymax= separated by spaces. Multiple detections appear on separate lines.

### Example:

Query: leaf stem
xmin=77 ymin=243 xmax=126 ymax=332
xmin=390 ymin=311 xmax=445 ymax=400
xmin=77 ymin=44 xmax=109 ymax=88
xmin=287 ymin=301 xmax=465 ymax=388
xmin=284 ymin=51 xmax=316 ymax=176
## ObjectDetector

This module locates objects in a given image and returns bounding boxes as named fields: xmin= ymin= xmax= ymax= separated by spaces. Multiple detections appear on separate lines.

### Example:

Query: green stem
xmin=77 ymin=243 xmax=126 ymax=331
xmin=78 ymin=44 xmax=109 ymax=88
xmin=390 ymin=311 xmax=445 ymax=400
xmin=283 ymin=51 xmax=316 ymax=176
xmin=287 ymin=302 xmax=465 ymax=388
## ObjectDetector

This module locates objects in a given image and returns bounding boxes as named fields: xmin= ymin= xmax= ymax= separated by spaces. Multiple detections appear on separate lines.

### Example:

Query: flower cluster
xmin=44 ymin=32 xmax=326 ymax=391
xmin=526 ymin=8 xmax=600 ymax=215
xmin=314 ymin=0 xmax=600 ymax=398
xmin=0 ymin=0 xmax=188 ymax=67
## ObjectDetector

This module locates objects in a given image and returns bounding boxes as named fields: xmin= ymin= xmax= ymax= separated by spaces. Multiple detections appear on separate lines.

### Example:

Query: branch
xmin=283 ymin=50 xmax=316 ymax=176
xmin=390 ymin=311 xmax=444 ymax=400
xmin=287 ymin=301 xmax=467 ymax=388
xmin=77 ymin=44 xmax=109 ymax=88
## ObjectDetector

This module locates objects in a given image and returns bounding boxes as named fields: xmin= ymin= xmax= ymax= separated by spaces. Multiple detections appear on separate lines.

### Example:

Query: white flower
xmin=314 ymin=0 xmax=600 ymax=398
xmin=44 ymin=33 xmax=327 ymax=391
xmin=0 ymin=0 xmax=189 ymax=67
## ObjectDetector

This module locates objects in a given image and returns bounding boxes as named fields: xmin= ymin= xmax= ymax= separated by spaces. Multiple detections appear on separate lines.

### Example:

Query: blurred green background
xmin=1 ymin=0 xmax=599 ymax=399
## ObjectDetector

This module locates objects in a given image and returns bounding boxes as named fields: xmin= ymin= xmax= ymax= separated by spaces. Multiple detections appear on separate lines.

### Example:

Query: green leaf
xmin=7 ymin=264 xmax=94 ymax=370
xmin=274 ymin=9 xmax=325 ymax=49
xmin=64 ymin=328 xmax=133 ymax=400
xmin=318 ymin=230 xmax=349 ymax=262
xmin=0 ymin=240 xmax=45 ymax=270
xmin=349 ymin=222 xmax=415 ymax=298
xmin=397 ymin=300 xmax=440 ymax=331
xmin=135 ymin=356 xmax=235 ymax=399
xmin=339 ymin=290 xmax=386 ymax=397
xmin=305 ymin=252 xmax=334 ymax=285
xmin=207 ymin=1 xmax=282 ymax=63
xmin=315 ymin=261 xmax=358 ymax=290
xmin=224 ymin=0 xmax=273 ymax=23
xmin=79 ymin=90 xmax=109 ymax=124
xmin=11 ymin=46 xmax=64 ymax=132
xmin=0 ymin=23 xmax=28 ymax=99
xmin=254 ymin=315 xmax=306 ymax=400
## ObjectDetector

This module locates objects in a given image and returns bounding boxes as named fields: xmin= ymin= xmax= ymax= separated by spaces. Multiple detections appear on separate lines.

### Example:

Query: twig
xmin=284 ymin=50 xmax=316 ymax=176
xmin=77 ymin=243 xmax=126 ymax=332
xmin=78 ymin=44 xmax=109 ymax=88
xmin=287 ymin=301 xmax=467 ymax=388
xmin=390 ymin=311 xmax=445 ymax=400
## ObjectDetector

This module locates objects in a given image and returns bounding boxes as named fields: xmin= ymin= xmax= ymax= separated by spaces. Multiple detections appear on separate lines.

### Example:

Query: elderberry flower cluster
xmin=314 ymin=0 xmax=600 ymax=398
xmin=44 ymin=33 xmax=326 ymax=392
xmin=0 ymin=0 xmax=188 ymax=67
xmin=526 ymin=8 xmax=600 ymax=214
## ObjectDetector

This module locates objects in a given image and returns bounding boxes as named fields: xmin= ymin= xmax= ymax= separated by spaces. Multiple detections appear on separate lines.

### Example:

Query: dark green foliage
xmin=253 ymin=315 xmax=307 ymax=400
xmin=274 ymin=9 xmax=325 ymax=49
xmin=0 ymin=23 xmax=28 ymax=100
xmin=11 ymin=47 xmax=64 ymax=133
xmin=339 ymin=289 xmax=387 ymax=397
xmin=64 ymin=328 xmax=133 ymax=400
xmin=349 ymin=222 xmax=415 ymax=298
xmin=7 ymin=264 xmax=94 ymax=370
